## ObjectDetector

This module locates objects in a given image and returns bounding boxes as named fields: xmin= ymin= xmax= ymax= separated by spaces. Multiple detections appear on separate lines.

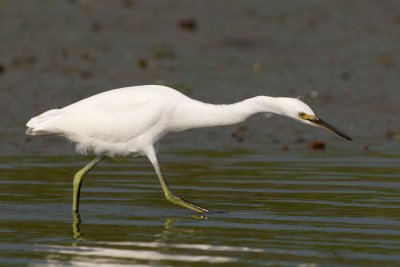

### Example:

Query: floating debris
xmin=0 ymin=64 xmax=5 ymax=74
xmin=178 ymin=18 xmax=197 ymax=31
xmin=137 ymin=59 xmax=148 ymax=69
xmin=309 ymin=140 xmax=325 ymax=150
xmin=232 ymin=126 xmax=249 ymax=142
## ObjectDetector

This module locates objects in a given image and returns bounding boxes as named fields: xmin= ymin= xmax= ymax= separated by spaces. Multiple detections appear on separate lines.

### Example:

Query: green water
xmin=1 ymin=147 xmax=400 ymax=266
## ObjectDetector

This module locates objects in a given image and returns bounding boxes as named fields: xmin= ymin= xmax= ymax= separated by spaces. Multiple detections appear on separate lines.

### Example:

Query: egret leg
xmin=156 ymin=166 xmax=210 ymax=213
xmin=72 ymin=211 xmax=83 ymax=240
xmin=72 ymin=156 xmax=104 ymax=212
xmin=146 ymin=148 xmax=210 ymax=213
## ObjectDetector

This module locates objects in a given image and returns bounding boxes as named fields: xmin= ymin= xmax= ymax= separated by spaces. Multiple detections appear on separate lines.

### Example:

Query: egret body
xmin=26 ymin=85 xmax=352 ymax=213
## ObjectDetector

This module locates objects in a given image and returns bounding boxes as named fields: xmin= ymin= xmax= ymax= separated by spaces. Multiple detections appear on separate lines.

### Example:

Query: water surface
xmin=1 ymin=147 xmax=399 ymax=266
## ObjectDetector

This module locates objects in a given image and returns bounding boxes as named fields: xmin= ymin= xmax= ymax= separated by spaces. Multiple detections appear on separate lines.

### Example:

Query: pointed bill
xmin=309 ymin=117 xmax=353 ymax=141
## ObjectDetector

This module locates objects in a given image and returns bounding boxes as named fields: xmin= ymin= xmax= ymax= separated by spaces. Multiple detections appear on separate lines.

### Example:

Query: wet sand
xmin=0 ymin=0 xmax=399 ymax=154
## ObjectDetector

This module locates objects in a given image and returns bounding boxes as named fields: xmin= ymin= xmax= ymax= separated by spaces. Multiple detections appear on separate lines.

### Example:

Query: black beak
xmin=309 ymin=117 xmax=353 ymax=141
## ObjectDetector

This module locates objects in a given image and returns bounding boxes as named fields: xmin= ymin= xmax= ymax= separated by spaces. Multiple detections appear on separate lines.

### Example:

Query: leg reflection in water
xmin=71 ymin=212 xmax=208 ymax=240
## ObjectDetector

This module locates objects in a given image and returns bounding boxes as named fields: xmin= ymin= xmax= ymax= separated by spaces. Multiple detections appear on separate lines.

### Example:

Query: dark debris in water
xmin=0 ymin=64 xmax=5 ymax=74
xmin=309 ymin=140 xmax=326 ymax=150
xmin=178 ymin=18 xmax=197 ymax=31
xmin=232 ymin=126 xmax=249 ymax=143
xmin=137 ymin=59 xmax=148 ymax=69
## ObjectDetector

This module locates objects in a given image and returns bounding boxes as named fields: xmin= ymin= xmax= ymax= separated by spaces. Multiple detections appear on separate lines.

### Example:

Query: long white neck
xmin=170 ymin=96 xmax=285 ymax=132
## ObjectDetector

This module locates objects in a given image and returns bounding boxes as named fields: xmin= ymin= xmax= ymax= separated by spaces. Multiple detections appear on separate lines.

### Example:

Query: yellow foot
xmin=167 ymin=194 xmax=210 ymax=213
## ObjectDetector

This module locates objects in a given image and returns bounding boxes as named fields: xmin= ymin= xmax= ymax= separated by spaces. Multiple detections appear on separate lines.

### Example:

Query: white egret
xmin=26 ymin=85 xmax=352 ymax=213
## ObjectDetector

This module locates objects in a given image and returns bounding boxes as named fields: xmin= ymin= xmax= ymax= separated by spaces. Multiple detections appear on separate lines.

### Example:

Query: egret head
xmin=277 ymin=97 xmax=352 ymax=141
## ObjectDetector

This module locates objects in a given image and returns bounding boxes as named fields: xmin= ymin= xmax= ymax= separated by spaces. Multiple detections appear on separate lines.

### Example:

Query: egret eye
xmin=298 ymin=112 xmax=306 ymax=119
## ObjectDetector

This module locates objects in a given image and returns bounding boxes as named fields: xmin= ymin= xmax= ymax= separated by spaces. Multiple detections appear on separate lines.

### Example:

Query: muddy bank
xmin=0 ymin=0 xmax=399 ymax=154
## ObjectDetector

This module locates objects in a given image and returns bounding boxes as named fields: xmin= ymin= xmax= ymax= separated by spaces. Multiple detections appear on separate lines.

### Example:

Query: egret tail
xmin=26 ymin=109 xmax=62 ymax=135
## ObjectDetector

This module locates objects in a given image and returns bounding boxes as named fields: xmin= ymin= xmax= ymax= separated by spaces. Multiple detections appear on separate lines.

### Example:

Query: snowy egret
xmin=26 ymin=85 xmax=352 ymax=213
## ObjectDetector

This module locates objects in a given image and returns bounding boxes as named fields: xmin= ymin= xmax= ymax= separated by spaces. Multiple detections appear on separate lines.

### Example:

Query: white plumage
xmin=27 ymin=85 xmax=195 ymax=156
xmin=26 ymin=85 xmax=351 ymax=213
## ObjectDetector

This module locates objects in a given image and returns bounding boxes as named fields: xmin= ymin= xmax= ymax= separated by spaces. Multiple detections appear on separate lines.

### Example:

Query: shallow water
xmin=1 ymin=147 xmax=400 ymax=266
